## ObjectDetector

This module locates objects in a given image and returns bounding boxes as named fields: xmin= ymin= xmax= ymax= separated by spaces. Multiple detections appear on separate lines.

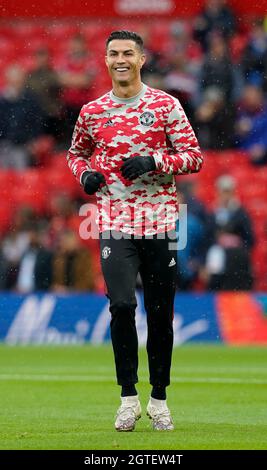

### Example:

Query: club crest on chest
xmin=139 ymin=111 xmax=156 ymax=127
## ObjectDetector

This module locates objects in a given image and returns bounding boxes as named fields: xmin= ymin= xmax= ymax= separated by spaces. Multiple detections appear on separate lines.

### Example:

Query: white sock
xmin=149 ymin=397 xmax=167 ymax=409
xmin=121 ymin=395 xmax=139 ymax=404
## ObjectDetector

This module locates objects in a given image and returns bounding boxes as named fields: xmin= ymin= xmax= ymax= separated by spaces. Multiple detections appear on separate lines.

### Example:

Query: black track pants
xmin=100 ymin=230 xmax=177 ymax=387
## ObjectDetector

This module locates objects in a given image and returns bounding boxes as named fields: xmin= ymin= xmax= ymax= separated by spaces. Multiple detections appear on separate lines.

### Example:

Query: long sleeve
xmin=153 ymin=100 xmax=203 ymax=175
xmin=66 ymin=106 xmax=96 ymax=183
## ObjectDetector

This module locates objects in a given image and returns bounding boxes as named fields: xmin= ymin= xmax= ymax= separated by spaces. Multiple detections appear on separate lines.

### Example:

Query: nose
xmin=116 ymin=53 xmax=126 ymax=63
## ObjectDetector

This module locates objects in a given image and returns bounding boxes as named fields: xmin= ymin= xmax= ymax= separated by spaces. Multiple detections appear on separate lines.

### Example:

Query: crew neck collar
xmin=110 ymin=83 xmax=147 ymax=104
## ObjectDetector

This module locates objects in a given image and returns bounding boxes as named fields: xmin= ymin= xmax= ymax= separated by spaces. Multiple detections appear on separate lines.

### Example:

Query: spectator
xmin=26 ymin=47 xmax=63 ymax=142
xmin=235 ymin=84 xmax=267 ymax=164
xmin=241 ymin=18 xmax=267 ymax=88
xmin=177 ymin=178 xmax=214 ymax=250
xmin=176 ymin=179 xmax=214 ymax=289
xmin=199 ymin=32 xmax=235 ymax=102
xmin=163 ymin=49 xmax=197 ymax=122
xmin=16 ymin=228 xmax=53 ymax=293
xmin=47 ymin=193 xmax=79 ymax=248
xmin=194 ymin=87 xmax=235 ymax=149
xmin=168 ymin=20 xmax=202 ymax=74
xmin=52 ymin=230 xmax=95 ymax=292
xmin=0 ymin=243 xmax=8 ymax=290
xmin=57 ymin=34 xmax=97 ymax=143
xmin=193 ymin=0 xmax=236 ymax=51
xmin=1 ymin=207 xmax=38 ymax=289
xmin=203 ymin=175 xmax=254 ymax=290
xmin=0 ymin=65 xmax=45 ymax=169
xmin=176 ymin=189 xmax=206 ymax=290
xmin=139 ymin=27 xmax=168 ymax=85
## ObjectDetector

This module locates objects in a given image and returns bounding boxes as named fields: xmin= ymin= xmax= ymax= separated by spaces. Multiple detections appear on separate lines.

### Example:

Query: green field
xmin=0 ymin=344 xmax=266 ymax=450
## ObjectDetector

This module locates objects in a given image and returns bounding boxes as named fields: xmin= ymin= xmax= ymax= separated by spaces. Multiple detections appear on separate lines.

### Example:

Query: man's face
xmin=105 ymin=39 xmax=145 ymax=85
xmin=218 ymin=188 xmax=234 ymax=206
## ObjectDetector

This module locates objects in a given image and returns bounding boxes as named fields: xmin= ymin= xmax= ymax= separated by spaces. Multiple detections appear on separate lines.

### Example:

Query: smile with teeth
xmin=115 ymin=67 xmax=129 ymax=72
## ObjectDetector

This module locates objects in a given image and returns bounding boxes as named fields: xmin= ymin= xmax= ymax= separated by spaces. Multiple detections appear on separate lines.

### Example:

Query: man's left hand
xmin=120 ymin=156 xmax=156 ymax=180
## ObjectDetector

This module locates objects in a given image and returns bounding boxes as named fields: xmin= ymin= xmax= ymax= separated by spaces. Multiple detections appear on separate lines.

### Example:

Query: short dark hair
xmin=106 ymin=30 xmax=144 ymax=53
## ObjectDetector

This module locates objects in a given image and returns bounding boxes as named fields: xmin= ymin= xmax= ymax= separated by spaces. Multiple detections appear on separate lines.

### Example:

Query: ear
xmin=140 ymin=54 xmax=146 ymax=69
xmin=105 ymin=55 xmax=109 ymax=67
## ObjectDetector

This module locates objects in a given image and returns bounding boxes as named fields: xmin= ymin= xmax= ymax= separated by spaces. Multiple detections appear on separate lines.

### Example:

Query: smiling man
xmin=67 ymin=30 xmax=203 ymax=432
xmin=105 ymin=32 xmax=145 ymax=96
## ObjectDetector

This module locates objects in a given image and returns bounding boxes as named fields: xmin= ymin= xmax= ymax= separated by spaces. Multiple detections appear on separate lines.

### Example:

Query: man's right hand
xmin=81 ymin=171 xmax=106 ymax=195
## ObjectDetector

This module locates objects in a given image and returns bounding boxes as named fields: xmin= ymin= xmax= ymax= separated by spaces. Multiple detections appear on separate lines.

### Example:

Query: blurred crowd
xmin=0 ymin=172 xmax=256 ymax=294
xmin=0 ymin=194 xmax=104 ymax=294
xmin=0 ymin=0 xmax=266 ymax=293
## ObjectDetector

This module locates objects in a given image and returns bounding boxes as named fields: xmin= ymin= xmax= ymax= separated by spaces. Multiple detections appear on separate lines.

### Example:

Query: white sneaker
xmin=115 ymin=397 xmax=141 ymax=432
xmin=146 ymin=399 xmax=174 ymax=431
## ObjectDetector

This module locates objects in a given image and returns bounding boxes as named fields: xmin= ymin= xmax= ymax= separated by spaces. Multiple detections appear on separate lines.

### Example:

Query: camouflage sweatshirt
xmin=67 ymin=84 xmax=203 ymax=236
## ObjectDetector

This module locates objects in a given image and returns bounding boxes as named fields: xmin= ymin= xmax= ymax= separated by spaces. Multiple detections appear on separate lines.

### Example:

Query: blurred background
xmin=1 ymin=0 xmax=267 ymax=345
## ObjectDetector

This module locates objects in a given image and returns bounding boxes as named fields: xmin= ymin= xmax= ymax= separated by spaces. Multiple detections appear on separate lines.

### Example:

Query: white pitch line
xmin=0 ymin=374 xmax=267 ymax=385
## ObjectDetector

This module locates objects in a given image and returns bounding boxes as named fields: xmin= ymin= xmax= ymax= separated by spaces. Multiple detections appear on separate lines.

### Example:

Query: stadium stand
xmin=0 ymin=0 xmax=267 ymax=292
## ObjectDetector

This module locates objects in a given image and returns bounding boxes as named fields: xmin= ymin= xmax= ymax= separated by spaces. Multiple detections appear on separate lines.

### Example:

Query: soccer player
xmin=67 ymin=30 xmax=203 ymax=431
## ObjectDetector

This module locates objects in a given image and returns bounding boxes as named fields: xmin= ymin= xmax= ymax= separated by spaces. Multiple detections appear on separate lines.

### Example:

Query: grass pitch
xmin=0 ymin=344 xmax=266 ymax=450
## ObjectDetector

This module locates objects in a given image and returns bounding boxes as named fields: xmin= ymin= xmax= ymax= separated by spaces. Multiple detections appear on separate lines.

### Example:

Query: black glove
xmin=120 ymin=156 xmax=156 ymax=180
xmin=81 ymin=171 xmax=106 ymax=195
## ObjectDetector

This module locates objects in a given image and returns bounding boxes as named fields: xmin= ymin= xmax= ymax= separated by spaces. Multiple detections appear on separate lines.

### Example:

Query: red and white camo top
xmin=67 ymin=84 xmax=203 ymax=236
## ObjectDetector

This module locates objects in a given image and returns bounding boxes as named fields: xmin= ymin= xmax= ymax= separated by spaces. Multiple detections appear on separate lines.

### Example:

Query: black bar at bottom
xmin=0 ymin=450 xmax=266 ymax=466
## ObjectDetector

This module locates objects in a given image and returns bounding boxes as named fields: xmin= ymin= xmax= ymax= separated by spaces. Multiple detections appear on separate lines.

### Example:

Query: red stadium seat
xmin=243 ymin=184 xmax=267 ymax=201
xmin=42 ymin=166 xmax=79 ymax=199
xmin=0 ymin=171 xmax=17 ymax=203
xmin=9 ymin=170 xmax=47 ymax=213
xmin=229 ymin=33 xmax=248 ymax=62
xmin=12 ymin=187 xmax=47 ymax=214
xmin=0 ymin=202 xmax=13 ymax=234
